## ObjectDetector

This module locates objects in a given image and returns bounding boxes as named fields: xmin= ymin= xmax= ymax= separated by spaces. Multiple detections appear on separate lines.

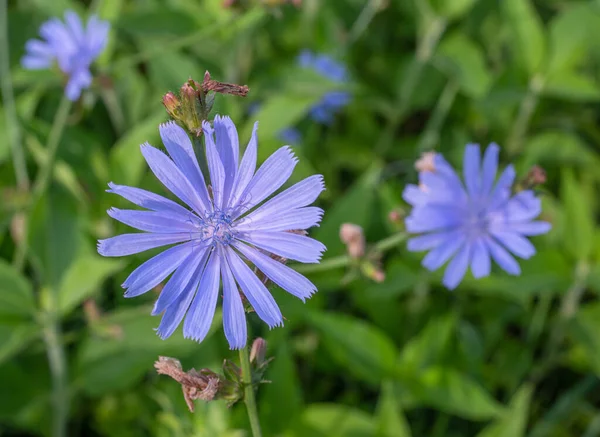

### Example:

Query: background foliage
xmin=2 ymin=0 xmax=600 ymax=436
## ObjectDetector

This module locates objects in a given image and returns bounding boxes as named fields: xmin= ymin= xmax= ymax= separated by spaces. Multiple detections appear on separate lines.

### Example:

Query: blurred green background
xmin=3 ymin=0 xmax=600 ymax=436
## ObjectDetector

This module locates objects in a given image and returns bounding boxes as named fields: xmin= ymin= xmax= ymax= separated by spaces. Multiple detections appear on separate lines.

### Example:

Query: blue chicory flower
xmin=22 ymin=10 xmax=109 ymax=101
xmin=278 ymin=127 xmax=302 ymax=145
xmin=298 ymin=50 xmax=350 ymax=124
xmin=98 ymin=116 xmax=326 ymax=349
xmin=403 ymin=143 xmax=551 ymax=289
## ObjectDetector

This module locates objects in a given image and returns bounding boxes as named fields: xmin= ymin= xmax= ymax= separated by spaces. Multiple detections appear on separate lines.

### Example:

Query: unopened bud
xmin=360 ymin=260 xmax=386 ymax=283
xmin=162 ymin=92 xmax=180 ymax=118
xmin=415 ymin=151 xmax=437 ymax=173
xmin=10 ymin=212 xmax=25 ymax=245
xmin=523 ymin=165 xmax=547 ymax=189
xmin=250 ymin=338 xmax=267 ymax=366
xmin=340 ymin=223 xmax=365 ymax=258
xmin=388 ymin=209 xmax=404 ymax=224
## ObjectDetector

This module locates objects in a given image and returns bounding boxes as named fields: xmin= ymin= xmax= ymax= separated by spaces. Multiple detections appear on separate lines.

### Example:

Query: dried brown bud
xmin=202 ymin=78 xmax=249 ymax=97
xmin=154 ymin=356 xmax=223 ymax=411
xmin=415 ymin=151 xmax=437 ymax=173
xmin=340 ymin=223 xmax=365 ymax=258
xmin=250 ymin=338 xmax=267 ymax=365
xmin=523 ymin=165 xmax=547 ymax=189
xmin=388 ymin=209 xmax=403 ymax=224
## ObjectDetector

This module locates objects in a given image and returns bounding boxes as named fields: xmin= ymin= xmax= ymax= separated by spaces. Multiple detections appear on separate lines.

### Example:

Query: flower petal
xmin=407 ymin=231 xmax=454 ymax=252
xmin=240 ymin=231 xmax=325 ymax=263
xmin=106 ymin=182 xmax=192 ymax=216
xmin=235 ymin=146 xmax=298 ymax=217
xmin=506 ymin=221 xmax=551 ymax=236
xmin=491 ymin=231 xmax=536 ymax=259
xmin=443 ymin=242 xmax=471 ymax=289
xmin=236 ymin=207 xmax=323 ymax=232
xmin=488 ymin=165 xmax=516 ymax=210
xmin=225 ymin=248 xmax=283 ymax=327
xmin=234 ymin=242 xmax=316 ymax=301
xmin=463 ymin=143 xmax=481 ymax=197
xmin=107 ymin=208 xmax=199 ymax=233
xmin=239 ymin=175 xmax=325 ymax=226
xmin=64 ymin=10 xmax=85 ymax=43
xmin=214 ymin=116 xmax=240 ymax=206
xmin=221 ymin=250 xmax=247 ymax=349
xmin=97 ymin=233 xmax=190 ymax=257
xmin=485 ymin=236 xmax=521 ymax=275
xmin=121 ymin=241 xmax=195 ymax=297
xmin=470 ymin=238 xmax=491 ymax=279
xmin=151 ymin=245 xmax=209 ymax=315
xmin=156 ymin=268 xmax=202 ymax=339
xmin=202 ymin=121 xmax=226 ymax=209
xmin=480 ymin=143 xmax=499 ymax=196
xmin=141 ymin=144 xmax=208 ymax=216
xmin=228 ymin=122 xmax=258 ymax=209
xmin=159 ymin=121 xmax=212 ymax=213
xmin=85 ymin=15 xmax=110 ymax=56
xmin=404 ymin=205 xmax=463 ymax=233
xmin=421 ymin=231 xmax=465 ymax=271
xmin=183 ymin=251 xmax=221 ymax=343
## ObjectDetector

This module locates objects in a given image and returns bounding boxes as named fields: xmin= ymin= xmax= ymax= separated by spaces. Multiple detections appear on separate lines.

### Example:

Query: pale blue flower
xmin=404 ymin=143 xmax=551 ymax=289
xmin=298 ymin=50 xmax=350 ymax=124
xmin=98 ymin=116 xmax=325 ymax=348
xmin=22 ymin=10 xmax=109 ymax=100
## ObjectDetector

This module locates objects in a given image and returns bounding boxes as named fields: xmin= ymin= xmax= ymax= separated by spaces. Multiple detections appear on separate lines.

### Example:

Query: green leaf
xmin=311 ymin=165 xmax=382 ymax=256
xmin=502 ymin=0 xmax=546 ymax=75
xmin=109 ymin=111 xmax=165 ymax=186
xmin=436 ymin=33 xmax=492 ymax=98
xmin=29 ymin=185 xmax=82 ymax=288
xmin=306 ymin=311 xmax=399 ymax=384
xmin=546 ymin=3 xmax=600 ymax=75
xmin=561 ymin=169 xmax=595 ymax=260
xmin=58 ymin=254 xmax=123 ymax=316
xmin=259 ymin=336 xmax=303 ymax=435
xmin=375 ymin=380 xmax=412 ymax=437
xmin=477 ymin=384 xmax=533 ymax=437
xmin=430 ymin=0 xmax=477 ymax=20
xmin=570 ymin=302 xmax=600 ymax=376
xmin=0 ymin=260 xmax=35 ymax=317
xmin=0 ymin=323 xmax=40 ymax=365
xmin=398 ymin=313 xmax=455 ymax=370
xmin=294 ymin=404 xmax=376 ymax=437
xmin=410 ymin=367 xmax=504 ymax=420
xmin=117 ymin=9 xmax=199 ymax=36
xmin=522 ymin=131 xmax=600 ymax=170
xmin=75 ymin=307 xmax=210 ymax=396
xmin=543 ymin=71 xmax=600 ymax=102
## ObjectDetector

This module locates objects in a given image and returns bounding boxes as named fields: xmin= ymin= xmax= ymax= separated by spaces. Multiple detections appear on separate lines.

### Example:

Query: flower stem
xmin=506 ymin=74 xmax=544 ymax=156
xmin=42 ymin=302 xmax=68 ymax=437
xmin=296 ymin=232 xmax=407 ymax=274
xmin=0 ymin=0 xmax=29 ymax=190
xmin=239 ymin=346 xmax=262 ymax=437
xmin=13 ymin=95 xmax=72 ymax=271
xmin=376 ymin=16 xmax=446 ymax=154
xmin=416 ymin=78 xmax=459 ymax=152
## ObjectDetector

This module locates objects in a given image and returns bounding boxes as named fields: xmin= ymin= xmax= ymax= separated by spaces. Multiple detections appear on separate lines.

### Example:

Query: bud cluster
xmin=162 ymin=71 xmax=249 ymax=137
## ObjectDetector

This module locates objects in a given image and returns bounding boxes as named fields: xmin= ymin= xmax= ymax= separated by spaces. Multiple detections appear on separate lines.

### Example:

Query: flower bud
xmin=250 ymin=338 xmax=267 ymax=366
xmin=162 ymin=92 xmax=180 ymax=118
xmin=415 ymin=151 xmax=437 ymax=173
xmin=340 ymin=223 xmax=365 ymax=258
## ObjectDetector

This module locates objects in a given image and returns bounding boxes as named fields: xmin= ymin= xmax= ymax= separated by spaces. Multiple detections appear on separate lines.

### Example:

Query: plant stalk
xmin=239 ymin=346 xmax=262 ymax=437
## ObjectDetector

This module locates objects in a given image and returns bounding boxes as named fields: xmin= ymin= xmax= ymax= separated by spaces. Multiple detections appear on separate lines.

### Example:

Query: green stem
xmin=376 ymin=16 xmax=446 ymax=154
xmin=296 ymin=232 xmax=407 ymax=274
xmin=348 ymin=0 xmax=384 ymax=44
xmin=0 ymin=0 xmax=29 ymax=190
xmin=13 ymin=95 xmax=72 ymax=271
xmin=42 ymin=304 xmax=68 ymax=437
xmin=239 ymin=347 xmax=262 ymax=437
xmin=416 ymin=78 xmax=459 ymax=152
xmin=506 ymin=74 xmax=544 ymax=156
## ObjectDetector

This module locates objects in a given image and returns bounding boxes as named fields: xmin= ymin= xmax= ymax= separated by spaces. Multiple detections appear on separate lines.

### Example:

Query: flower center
xmin=200 ymin=210 xmax=236 ymax=246
xmin=464 ymin=202 xmax=490 ymax=239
